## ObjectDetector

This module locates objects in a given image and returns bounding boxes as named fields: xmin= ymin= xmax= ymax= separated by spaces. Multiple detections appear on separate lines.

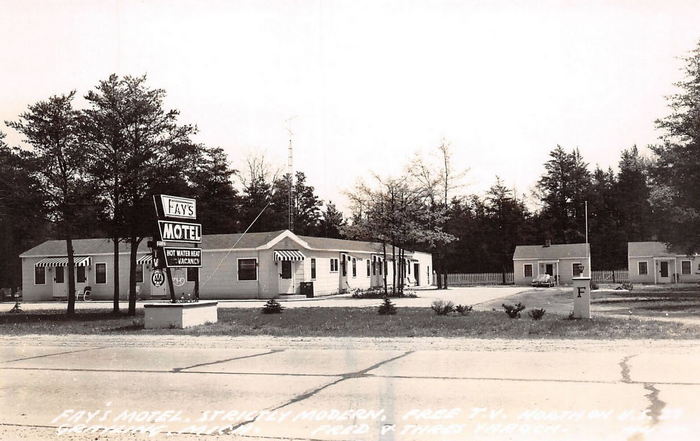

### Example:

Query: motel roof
xmin=513 ymin=243 xmax=589 ymax=260
xmin=627 ymin=241 xmax=697 ymax=258
xmin=20 ymin=230 xmax=404 ymax=258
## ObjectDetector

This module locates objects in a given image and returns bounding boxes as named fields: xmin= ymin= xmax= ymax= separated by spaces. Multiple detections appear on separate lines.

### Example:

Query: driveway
xmin=4 ymin=286 xmax=528 ymax=311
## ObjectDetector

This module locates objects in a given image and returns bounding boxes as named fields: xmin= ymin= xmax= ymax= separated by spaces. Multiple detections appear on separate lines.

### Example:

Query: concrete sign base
xmin=144 ymin=301 xmax=218 ymax=329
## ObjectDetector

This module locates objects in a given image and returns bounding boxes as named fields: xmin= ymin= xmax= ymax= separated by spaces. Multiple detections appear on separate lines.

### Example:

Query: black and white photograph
xmin=1 ymin=1 xmax=700 ymax=440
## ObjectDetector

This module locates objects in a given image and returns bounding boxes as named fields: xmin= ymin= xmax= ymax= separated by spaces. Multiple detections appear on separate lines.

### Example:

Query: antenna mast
xmin=285 ymin=116 xmax=297 ymax=232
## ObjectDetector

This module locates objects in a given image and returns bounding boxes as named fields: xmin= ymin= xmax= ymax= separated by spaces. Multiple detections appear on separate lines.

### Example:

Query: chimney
xmin=544 ymin=239 xmax=551 ymax=248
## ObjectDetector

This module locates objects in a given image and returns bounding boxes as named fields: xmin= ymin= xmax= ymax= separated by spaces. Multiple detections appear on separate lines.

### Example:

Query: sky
xmin=1 ymin=0 xmax=699 ymax=213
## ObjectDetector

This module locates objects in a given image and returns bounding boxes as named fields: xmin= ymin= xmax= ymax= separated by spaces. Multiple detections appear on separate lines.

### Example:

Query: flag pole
xmin=585 ymin=200 xmax=590 ymax=277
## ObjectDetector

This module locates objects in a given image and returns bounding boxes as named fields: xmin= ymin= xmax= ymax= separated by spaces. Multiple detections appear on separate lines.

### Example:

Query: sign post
xmin=572 ymin=276 xmax=591 ymax=319
xmin=151 ymin=194 xmax=201 ymax=303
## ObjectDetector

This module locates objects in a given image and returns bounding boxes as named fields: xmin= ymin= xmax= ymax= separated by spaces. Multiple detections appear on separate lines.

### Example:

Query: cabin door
xmin=414 ymin=263 xmax=420 ymax=286
xmin=658 ymin=261 xmax=672 ymax=283
xmin=278 ymin=261 xmax=295 ymax=294
xmin=52 ymin=266 xmax=67 ymax=298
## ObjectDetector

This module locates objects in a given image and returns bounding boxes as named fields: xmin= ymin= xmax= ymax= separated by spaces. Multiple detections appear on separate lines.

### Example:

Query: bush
xmin=502 ymin=302 xmax=526 ymax=319
xmin=455 ymin=304 xmax=473 ymax=315
xmin=378 ymin=298 xmax=397 ymax=315
xmin=262 ymin=299 xmax=284 ymax=314
xmin=617 ymin=282 xmax=633 ymax=291
xmin=528 ymin=308 xmax=546 ymax=320
xmin=590 ymin=281 xmax=599 ymax=290
xmin=352 ymin=287 xmax=417 ymax=299
xmin=431 ymin=300 xmax=454 ymax=315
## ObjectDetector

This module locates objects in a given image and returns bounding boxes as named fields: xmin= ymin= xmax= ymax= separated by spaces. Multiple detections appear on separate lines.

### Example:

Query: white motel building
xmin=19 ymin=230 xmax=434 ymax=301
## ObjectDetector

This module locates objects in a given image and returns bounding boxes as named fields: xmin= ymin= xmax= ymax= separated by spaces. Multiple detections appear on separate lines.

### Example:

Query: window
xmin=330 ymin=258 xmax=338 ymax=272
xmin=187 ymin=267 xmax=198 ymax=282
xmin=682 ymin=260 xmax=691 ymax=275
xmin=366 ymin=259 xmax=370 ymax=277
xmin=638 ymin=261 xmax=648 ymax=276
xmin=135 ymin=264 xmax=144 ymax=283
xmin=96 ymin=263 xmax=107 ymax=284
xmin=55 ymin=265 xmax=65 ymax=283
xmin=76 ymin=266 xmax=86 ymax=283
xmin=341 ymin=255 xmax=347 ymax=276
xmin=238 ymin=258 xmax=257 ymax=281
xmin=34 ymin=266 xmax=45 ymax=285
xmin=352 ymin=258 xmax=357 ymax=277
xmin=372 ymin=256 xmax=377 ymax=275
xmin=408 ymin=261 xmax=411 ymax=274
xmin=572 ymin=263 xmax=583 ymax=277
xmin=311 ymin=258 xmax=316 ymax=279
xmin=524 ymin=264 xmax=533 ymax=278
xmin=280 ymin=261 xmax=292 ymax=279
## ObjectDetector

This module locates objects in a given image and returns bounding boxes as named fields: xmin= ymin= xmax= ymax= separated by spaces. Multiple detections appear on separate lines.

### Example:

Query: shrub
xmin=617 ymin=282 xmax=633 ymax=291
xmin=528 ymin=308 xmax=546 ymax=320
xmin=262 ymin=299 xmax=284 ymax=314
xmin=590 ymin=281 xmax=599 ymax=290
xmin=502 ymin=302 xmax=526 ymax=319
xmin=378 ymin=298 xmax=397 ymax=315
xmin=353 ymin=287 xmax=416 ymax=299
xmin=455 ymin=304 xmax=473 ymax=315
xmin=431 ymin=300 xmax=454 ymax=315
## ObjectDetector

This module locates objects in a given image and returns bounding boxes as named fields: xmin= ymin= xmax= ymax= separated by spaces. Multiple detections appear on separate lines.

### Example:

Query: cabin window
xmin=352 ymin=258 xmax=357 ymax=277
xmin=34 ymin=266 xmax=45 ymax=285
xmin=96 ymin=263 xmax=107 ymax=284
xmin=280 ymin=261 xmax=292 ymax=279
xmin=55 ymin=265 xmax=65 ymax=283
xmin=524 ymin=264 xmax=533 ymax=278
xmin=135 ymin=264 xmax=144 ymax=283
xmin=238 ymin=258 xmax=257 ymax=281
xmin=330 ymin=258 xmax=338 ymax=272
xmin=681 ymin=260 xmax=691 ymax=275
xmin=76 ymin=266 xmax=86 ymax=283
xmin=372 ymin=256 xmax=377 ymax=275
xmin=187 ymin=267 xmax=198 ymax=282
xmin=366 ymin=259 xmax=370 ymax=277
xmin=638 ymin=261 xmax=648 ymax=276
xmin=572 ymin=263 xmax=583 ymax=277
xmin=311 ymin=258 xmax=316 ymax=279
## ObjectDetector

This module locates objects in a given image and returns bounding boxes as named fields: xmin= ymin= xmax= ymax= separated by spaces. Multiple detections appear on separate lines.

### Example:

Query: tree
xmin=651 ymin=40 xmax=700 ymax=252
xmin=7 ymin=92 xmax=87 ymax=314
xmin=83 ymin=75 xmax=199 ymax=314
xmin=187 ymin=146 xmax=240 ymax=234
xmin=0 ymin=133 xmax=51 ymax=290
xmin=317 ymin=201 xmax=345 ymax=238
xmin=536 ymin=146 xmax=592 ymax=244
xmin=238 ymin=153 xmax=276 ymax=232
xmin=269 ymin=171 xmax=322 ymax=235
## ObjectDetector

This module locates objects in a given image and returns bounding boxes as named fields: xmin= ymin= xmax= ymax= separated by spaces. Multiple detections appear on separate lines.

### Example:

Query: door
xmin=52 ymin=266 xmax=67 ymax=298
xmin=545 ymin=264 xmax=554 ymax=276
xmin=75 ymin=265 xmax=88 ymax=298
xmin=659 ymin=261 xmax=671 ymax=283
xmin=278 ymin=261 xmax=295 ymax=294
xmin=414 ymin=263 xmax=420 ymax=286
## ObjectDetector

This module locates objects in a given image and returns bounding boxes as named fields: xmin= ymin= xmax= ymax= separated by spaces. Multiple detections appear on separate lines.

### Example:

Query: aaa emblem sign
xmin=163 ymin=247 xmax=202 ymax=268
xmin=151 ymin=269 xmax=165 ymax=287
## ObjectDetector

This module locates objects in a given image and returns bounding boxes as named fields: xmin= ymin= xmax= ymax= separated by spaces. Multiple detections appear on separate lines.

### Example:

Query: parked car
xmin=531 ymin=274 xmax=555 ymax=287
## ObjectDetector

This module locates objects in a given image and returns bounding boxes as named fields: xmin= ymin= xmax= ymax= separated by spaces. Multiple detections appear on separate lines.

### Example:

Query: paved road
xmin=1 ymin=336 xmax=699 ymax=441
xmin=4 ymin=286 xmax=527 ymax=311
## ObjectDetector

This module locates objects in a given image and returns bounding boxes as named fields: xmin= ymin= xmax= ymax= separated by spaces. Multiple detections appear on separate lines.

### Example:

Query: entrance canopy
xmin=136 ymin=254 xmax=153 ymax=264
xmin=273 ymin=250 xmax=305 ymax=261
xmin=35 ymin=256 xmax=91 ymax=268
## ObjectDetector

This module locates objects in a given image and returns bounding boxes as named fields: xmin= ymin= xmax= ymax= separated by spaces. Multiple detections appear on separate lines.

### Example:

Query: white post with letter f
xmin=573 ymin=276 xmax=591 ymax=319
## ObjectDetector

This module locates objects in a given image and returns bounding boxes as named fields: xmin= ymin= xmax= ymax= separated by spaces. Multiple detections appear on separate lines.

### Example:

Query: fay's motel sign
xmin=151 ymin=195 xmax=202 ymax=269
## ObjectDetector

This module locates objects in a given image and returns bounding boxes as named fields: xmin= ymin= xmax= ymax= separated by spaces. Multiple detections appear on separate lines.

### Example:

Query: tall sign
xmin=151 ymin=195 xmax=202 ymax=302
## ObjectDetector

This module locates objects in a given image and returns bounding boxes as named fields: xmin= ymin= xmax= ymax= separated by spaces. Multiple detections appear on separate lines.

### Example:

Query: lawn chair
xmin=80 ymin=286 xmax=92 ymax=301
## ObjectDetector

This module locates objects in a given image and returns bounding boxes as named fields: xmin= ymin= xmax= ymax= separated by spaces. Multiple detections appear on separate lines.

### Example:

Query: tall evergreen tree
xmin=651 ymin=40 xmax=700 ymax=252
xmin=317 ymin=201 xmax=345 ymax=238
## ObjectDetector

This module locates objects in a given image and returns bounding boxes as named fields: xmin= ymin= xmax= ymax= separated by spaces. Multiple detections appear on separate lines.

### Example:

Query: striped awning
xmin=273 ymin=250 xmax=305 ymax=261
xmin=137 ymin=254 xmax=153 ymax=264
xmin=35 ymin=256 xmax=91 ymax=268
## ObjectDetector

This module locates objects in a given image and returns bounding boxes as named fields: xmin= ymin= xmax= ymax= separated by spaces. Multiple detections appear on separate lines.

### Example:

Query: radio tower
xmin=285 ymin=116 xmax=297 ymax=232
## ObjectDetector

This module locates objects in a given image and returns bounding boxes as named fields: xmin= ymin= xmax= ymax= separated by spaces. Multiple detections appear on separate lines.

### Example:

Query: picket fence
xmin=591 ymin=270 xmax=629 ymax=284
xmin=446 ymin=272 xmax=514 ymax=285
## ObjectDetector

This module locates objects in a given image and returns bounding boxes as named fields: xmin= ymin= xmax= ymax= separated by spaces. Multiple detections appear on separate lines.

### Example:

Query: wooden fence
xmin=591 ymin=270 xmax=629 ymax=284
xmin=446 ymin=272 xmax=514 ymax=285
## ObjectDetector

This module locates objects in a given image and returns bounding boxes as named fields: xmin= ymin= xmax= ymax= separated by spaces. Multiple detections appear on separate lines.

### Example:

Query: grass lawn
xmin=1 ymin=307 xmax=699 ymax=339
